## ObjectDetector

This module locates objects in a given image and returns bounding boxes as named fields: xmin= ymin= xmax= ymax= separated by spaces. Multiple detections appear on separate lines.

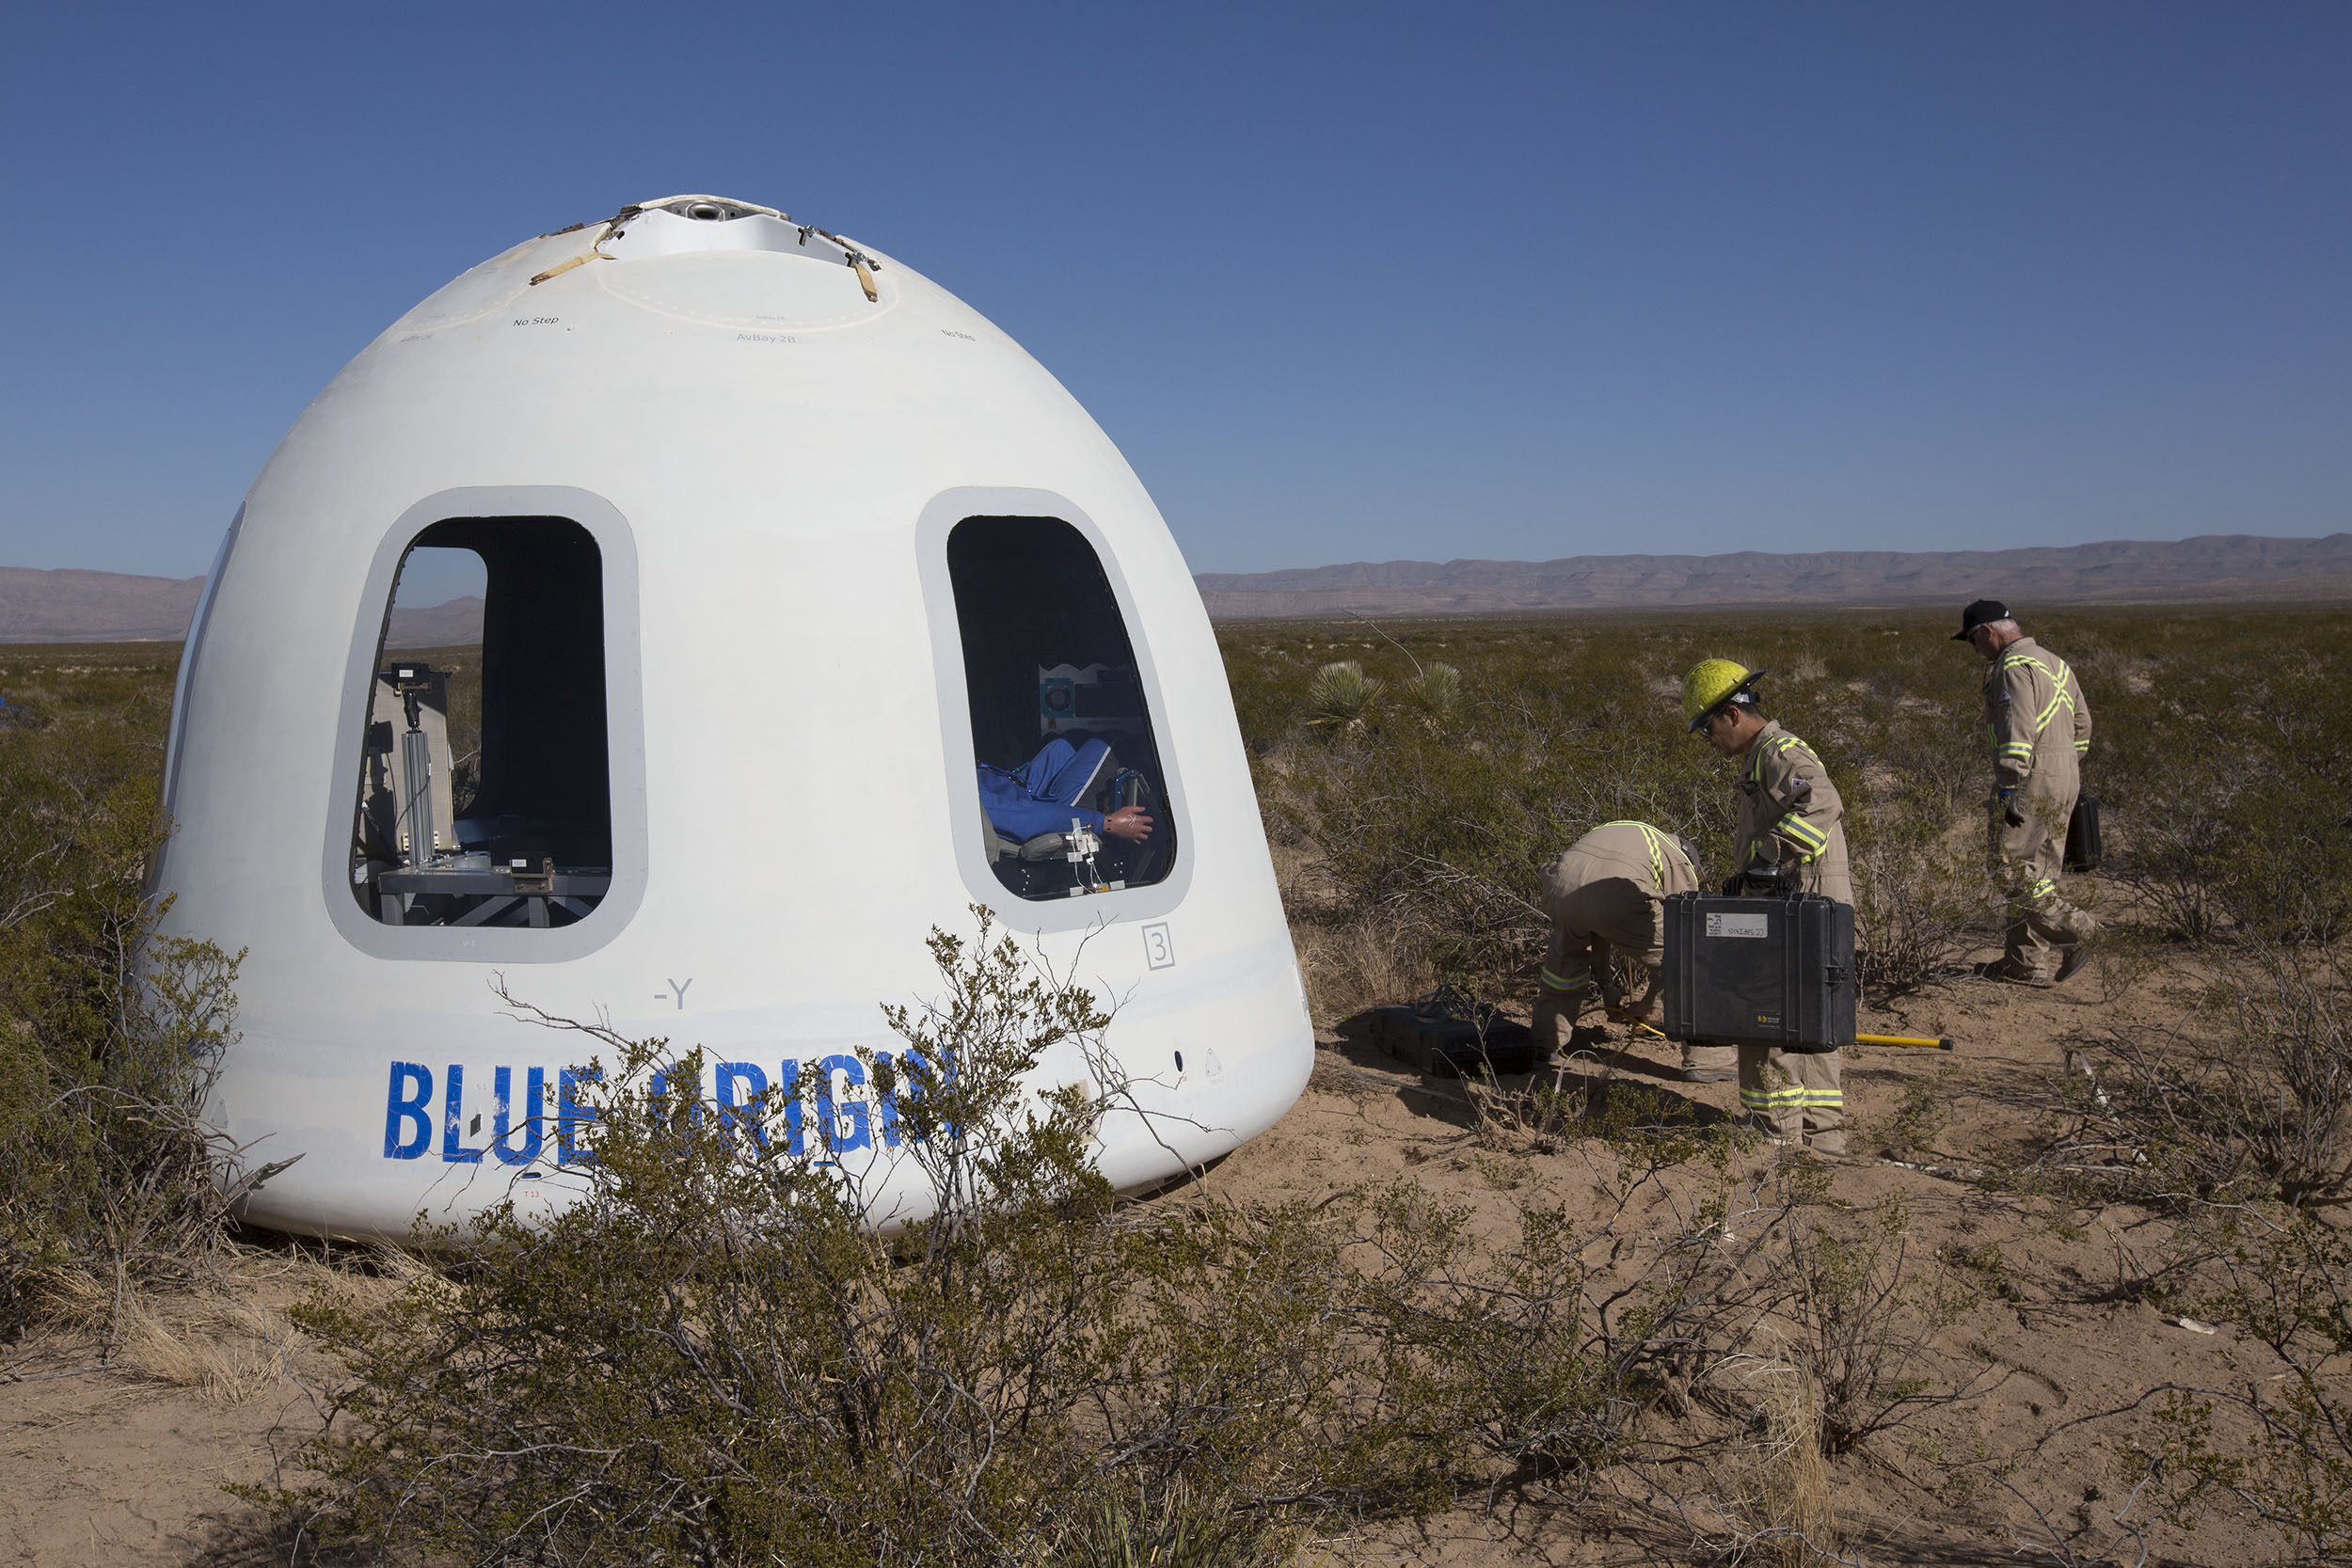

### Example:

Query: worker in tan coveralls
xmin=1683 ymin=660 xmax=1851 ymax=1153
xmin=1532 ymin=820 xmax=1732 ymax=1082
xmin=1954 ymin=599 xmax=2096 ymax=984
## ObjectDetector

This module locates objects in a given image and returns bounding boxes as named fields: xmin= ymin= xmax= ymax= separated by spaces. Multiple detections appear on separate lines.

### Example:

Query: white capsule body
xmin=154 ymin=198 xmax=1311 ymax=1239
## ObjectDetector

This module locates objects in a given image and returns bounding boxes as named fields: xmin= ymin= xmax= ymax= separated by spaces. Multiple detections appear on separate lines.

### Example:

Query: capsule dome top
xmin=548 ymin=194 xmax=882 ymax=275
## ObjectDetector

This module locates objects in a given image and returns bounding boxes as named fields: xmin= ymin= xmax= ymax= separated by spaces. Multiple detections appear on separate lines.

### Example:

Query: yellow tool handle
xmin=1630 ymin=1018 xmax=1954 ymax=1052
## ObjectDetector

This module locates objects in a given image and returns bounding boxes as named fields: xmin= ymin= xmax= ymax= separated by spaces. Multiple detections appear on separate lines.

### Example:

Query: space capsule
xmin=152 ymin=195 xmax=1313 ymax=1240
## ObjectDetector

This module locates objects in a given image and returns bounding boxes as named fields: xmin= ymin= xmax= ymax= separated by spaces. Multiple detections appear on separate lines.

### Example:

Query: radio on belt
xmin=1661 ymin=890 xmax=1855 ymax=1053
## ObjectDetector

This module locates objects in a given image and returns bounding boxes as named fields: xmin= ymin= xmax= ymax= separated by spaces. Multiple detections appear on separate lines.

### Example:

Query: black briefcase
xmin=1661 ymin=891 xmax=1855 ymax=1053
xmin=2065 ymin=793 xmax=2101 ymax=873
xmin=1370 ymin=988 xmax=1538 ymax=1078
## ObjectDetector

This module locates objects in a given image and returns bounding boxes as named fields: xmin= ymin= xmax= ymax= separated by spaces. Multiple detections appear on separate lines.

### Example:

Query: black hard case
xmin=1369 ymin=1005 xmax=1539 ymax=1078
xmin=1661 ymin=892 xmax=1856 ymax=1053
xmin=2065 ymin=793 xmax=2101 ymax=873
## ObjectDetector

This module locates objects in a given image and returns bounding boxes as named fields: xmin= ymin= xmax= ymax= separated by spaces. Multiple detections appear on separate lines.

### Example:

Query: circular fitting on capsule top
xmin=684 ymin=201 xmax=730 ymax=221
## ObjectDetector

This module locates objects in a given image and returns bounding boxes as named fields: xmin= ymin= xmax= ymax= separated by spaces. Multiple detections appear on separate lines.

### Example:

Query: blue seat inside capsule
xmin=976 ymin=736 xmax=1168 ymax=896
xmin=946 ymin=516 xmax=1177 ymax=900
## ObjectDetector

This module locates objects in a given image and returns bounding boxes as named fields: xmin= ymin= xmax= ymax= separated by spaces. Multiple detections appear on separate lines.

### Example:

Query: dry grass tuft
xmin=109 ymin=1288 xmax=297 ymax=1402
xmin=1290 ymin=915 xmax=1435 ymax=1028
xmin=21 ymin=1261 xmax=112 ymax=1329
xmin=1732 ymin=1356 xmax=1841 ymax=1566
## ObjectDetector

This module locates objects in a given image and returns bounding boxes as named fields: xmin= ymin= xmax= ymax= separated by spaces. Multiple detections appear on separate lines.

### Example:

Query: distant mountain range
xmin=1197 ymin=532 xmax=2352 ymax=618
xmin=0 ymin=568 xmax=481 ymax=645
xmin=0 ymin=567 xmax=206 ymax=642
xmin=381 ymin=596 xmax=485 ymax=646
xmin=2 ymin=533 xmax=2346 ymax=641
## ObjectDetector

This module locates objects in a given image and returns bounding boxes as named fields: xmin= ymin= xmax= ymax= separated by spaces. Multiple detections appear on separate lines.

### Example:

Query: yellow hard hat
xmin=1682 ymin=659 xmax=1767 ymax=731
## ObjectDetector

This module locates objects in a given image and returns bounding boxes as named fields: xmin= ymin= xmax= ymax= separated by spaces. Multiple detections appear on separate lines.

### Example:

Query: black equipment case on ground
xmin=1661 ymin=891 xmax=1856 ymax=1053
xmin=2065 ymin=793 xmax=2101 ymax=873
xmin=1370 ymin=990 xmax=1539 ymax=1078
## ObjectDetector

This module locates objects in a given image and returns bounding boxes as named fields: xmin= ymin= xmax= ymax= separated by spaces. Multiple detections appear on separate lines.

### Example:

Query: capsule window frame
xmin=918 ymin=488 xmax=1195 ymax=931
xmin=320 ymin=486 xmax=647 ymax=963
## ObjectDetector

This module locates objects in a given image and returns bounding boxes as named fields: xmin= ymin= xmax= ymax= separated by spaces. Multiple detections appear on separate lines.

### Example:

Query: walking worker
xmin=1533 ymin=820 xmax=1733 ymax=1083
xmin=1954 ymin=599 xmax=2096 ymax=984
xmin=1682 ymin=660 xmax=1850 ymax=1153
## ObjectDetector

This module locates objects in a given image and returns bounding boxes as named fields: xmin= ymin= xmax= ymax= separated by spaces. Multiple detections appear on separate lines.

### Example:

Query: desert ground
xmin=5 ymin=606 xmax=2346 ymax=1565
xmin=0 ymin=940 xmax=2304 ymax=1566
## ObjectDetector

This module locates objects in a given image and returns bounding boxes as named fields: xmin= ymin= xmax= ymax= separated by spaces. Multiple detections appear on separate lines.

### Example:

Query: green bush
xmin=1220 ymin=607 xmax=2352 ymax=1009
xmin=2095 ymin=628 xmax=2352 ymax=944
xmin=2132 ymin=1211 xmax=2352 ymax=1563
xmin=0 ymin=649 xmax=253 ymax=1344
xmin=261 ymin=912 xmax=1649 ymax=1566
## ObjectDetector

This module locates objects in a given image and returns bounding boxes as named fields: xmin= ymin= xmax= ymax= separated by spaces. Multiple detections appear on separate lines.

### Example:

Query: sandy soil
xmin=0 ymin=936 xmax=2302 ymax=1566
xmin=1 ymin=1260 xmax=342 ymax=1566
xmin=1218 ymin=947 xmax=2275 ymax=1566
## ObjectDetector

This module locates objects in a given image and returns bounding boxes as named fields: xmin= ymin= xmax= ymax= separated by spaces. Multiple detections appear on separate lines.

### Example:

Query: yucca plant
xmin=1050 ymin=1481 xmax=1279 ymax=1567
xmin=1306 ymin=659 xmax=1382 ymax=733
xmin=1402 ymin=659 xmax=1462 ymax=718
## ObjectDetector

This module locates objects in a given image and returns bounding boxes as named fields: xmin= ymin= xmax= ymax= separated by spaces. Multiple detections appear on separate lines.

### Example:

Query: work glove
xmin=1994 ymin=787 xmax=2025 ymax=828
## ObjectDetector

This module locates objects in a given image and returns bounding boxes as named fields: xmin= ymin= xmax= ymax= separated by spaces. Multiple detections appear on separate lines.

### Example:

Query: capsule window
xmin=345 ymin=517 xmax=612 ymax=927
xmin=946 ymin=516 xmax=1177 ymax=900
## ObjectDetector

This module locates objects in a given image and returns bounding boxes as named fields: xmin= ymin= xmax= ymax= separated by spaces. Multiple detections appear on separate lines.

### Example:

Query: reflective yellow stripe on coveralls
xmin=1543 ymin=823 xmax=1682 ymax=992
xmin=1745 ymin=736 xmax=1826 ymax=866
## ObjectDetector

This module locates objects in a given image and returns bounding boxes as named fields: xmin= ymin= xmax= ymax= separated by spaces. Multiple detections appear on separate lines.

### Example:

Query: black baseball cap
xmin=1952 ymin=598 xmax=2011 ymax=641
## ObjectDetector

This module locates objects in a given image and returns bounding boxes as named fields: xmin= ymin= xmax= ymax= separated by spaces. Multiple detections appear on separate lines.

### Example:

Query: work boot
xmin=1679 ymin=1066 xmax=1737 ymax=1084
xmin=2054 ymin=943 xmax=2093 ymax=984
xmin=1978 ymin=957 xmax=2053 ymax=988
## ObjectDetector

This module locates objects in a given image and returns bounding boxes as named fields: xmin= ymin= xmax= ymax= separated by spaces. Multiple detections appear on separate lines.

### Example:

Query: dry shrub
xmin=16 ymin=1259 xmax=111 ymax=1326
xmin=1862 ymin=1071 xmax=1954 ymax=1164
xmin=1851 ymin=824 xmax=1979 ymax=1000
xmin=2106 ymin=763 xmax=2234 ymax=942
xmin=1775 ymin=1197 xmax=1989 ymax=1457
xmin=2128 ymin=1211 xmax=2352 ymax=1564
xmin=2058 ymin=945 xmax=2352 ymax=1209
xmin=2090 ymin=926 xmax=2171 ymax=1008
xmin=1621 ymin=1159 xmax=1985 ymax=1564
xmin=250 ymin=922 xmax=2002 ymax=1568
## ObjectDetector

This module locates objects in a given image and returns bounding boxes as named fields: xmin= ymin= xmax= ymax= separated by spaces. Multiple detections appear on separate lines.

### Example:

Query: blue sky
xmin=2 ymin=1 xmax=2345 ymax=578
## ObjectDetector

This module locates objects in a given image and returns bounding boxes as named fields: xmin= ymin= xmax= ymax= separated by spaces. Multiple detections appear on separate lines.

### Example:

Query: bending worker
xmin=1684 ymin=660 xmax=1851 ymax=1153
xmin=1533 ymin=820 xmax=1732 ymax=1083
xmin=1954 ymin=599 xmax=2095 ymax=984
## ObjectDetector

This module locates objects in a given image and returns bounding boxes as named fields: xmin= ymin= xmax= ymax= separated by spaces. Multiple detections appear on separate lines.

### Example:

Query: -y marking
xmin=654 ymin=977 xmax=694 ymax=1009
